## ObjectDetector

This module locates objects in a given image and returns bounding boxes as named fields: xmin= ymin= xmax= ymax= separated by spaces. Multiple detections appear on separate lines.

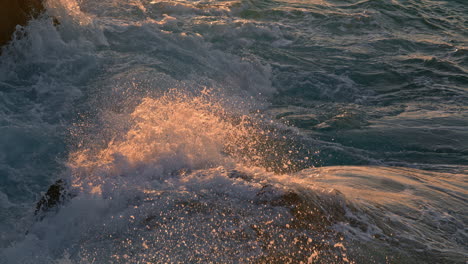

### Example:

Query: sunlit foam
xmin=45 ymin=0 xmax=93 ymax=26
xmin=68 ymin=89 xmax=297 ymax=194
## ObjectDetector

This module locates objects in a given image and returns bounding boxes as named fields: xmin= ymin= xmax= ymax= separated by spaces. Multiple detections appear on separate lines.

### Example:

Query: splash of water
xmin=69 ymin=89 xmax=301 ymax=194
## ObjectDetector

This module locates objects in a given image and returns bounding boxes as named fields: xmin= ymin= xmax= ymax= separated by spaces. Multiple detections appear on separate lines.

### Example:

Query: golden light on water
xmin=69 ymin=89 xmax=272 ymax=193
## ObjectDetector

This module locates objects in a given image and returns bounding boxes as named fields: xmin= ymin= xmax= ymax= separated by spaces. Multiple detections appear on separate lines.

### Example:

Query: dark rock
xmin=35 ymin=179 xmax=73 ymax=219
xmin=0 ymin=0 xmax=44 ymax=46
xmin=251 ymin=186 xmax=356 ymax=263
xmin=227 ymin=170 xmax=253 ymax=181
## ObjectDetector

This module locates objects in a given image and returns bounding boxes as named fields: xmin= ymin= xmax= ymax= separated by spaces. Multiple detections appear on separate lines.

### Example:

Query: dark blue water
xmin=0 ymin=0 xmax=467 ymax=263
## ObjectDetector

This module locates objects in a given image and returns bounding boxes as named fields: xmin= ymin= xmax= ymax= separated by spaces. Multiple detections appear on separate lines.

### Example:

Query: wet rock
xmin=0 ymin=0 xmax=44 ymax=46
xmin=253 ymin=186 xmax=355 ymax=263
xmin=256 ymin=186 xmax=350 ymax=230
xmin=227 ymin=170 xmax=254 ymax=181
xmin=35 ymin=179 xmax=73 ymax=219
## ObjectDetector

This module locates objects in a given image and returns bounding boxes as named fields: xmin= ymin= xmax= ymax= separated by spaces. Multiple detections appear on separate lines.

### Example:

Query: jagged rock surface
xmin=0 ymin=0 xmax=44 ymax=46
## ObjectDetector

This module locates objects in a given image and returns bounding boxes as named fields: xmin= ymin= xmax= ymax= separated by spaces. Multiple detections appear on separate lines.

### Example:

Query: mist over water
xmin=0 ymin=0 xmax=467 ymax=263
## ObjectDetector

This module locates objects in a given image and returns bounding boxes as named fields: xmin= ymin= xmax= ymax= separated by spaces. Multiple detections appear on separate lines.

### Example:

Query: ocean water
xmin=0 ymin=0 xmax=466 ymax=263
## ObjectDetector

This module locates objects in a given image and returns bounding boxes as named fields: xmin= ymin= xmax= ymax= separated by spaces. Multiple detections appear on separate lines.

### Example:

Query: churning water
xmin=0 ymin=0 xmax=467 ymax=263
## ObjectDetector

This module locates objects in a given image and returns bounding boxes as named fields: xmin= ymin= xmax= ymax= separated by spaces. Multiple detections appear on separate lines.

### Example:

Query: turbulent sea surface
xmin=0 ymin=0 xmax=467 ymax=263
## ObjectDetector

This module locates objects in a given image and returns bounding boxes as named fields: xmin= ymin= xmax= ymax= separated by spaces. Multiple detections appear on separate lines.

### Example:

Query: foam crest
xmin=44 ymin=0 xmax=108 ymax=46
xmin=45 ymin=0 xmax=92 ymax=26
xmin=68 ymin=89 xmax=269 ymax=194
